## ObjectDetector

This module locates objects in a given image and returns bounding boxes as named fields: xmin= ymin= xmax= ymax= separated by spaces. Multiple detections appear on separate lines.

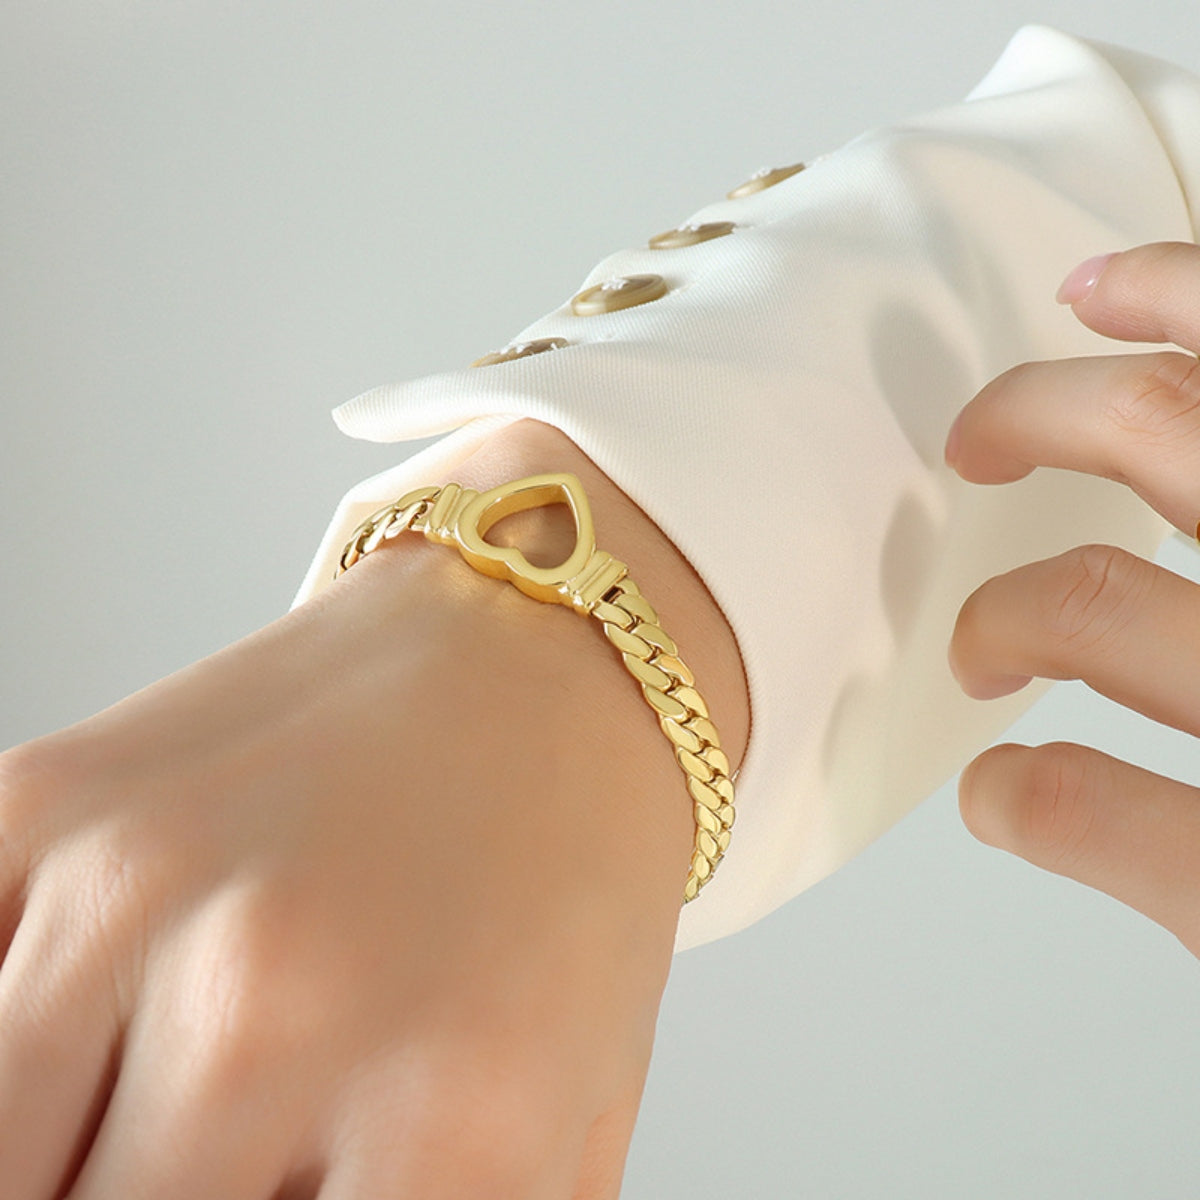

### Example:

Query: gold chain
xmin=334 ymin=475 xmax=737 ymax=904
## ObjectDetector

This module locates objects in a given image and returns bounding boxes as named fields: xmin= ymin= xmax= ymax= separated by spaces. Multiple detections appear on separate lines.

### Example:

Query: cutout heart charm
xmin=453 ymin=473 xmax=600 ymax=606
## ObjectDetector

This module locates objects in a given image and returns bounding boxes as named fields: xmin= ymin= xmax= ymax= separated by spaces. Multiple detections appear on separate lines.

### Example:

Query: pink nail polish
xmin=1056 ymin=252 xmax=1117 ymax=304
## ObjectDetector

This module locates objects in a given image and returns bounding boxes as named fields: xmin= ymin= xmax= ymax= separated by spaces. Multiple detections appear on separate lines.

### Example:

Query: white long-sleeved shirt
xmin=290 ymin=25 xmax=1200 ymax=955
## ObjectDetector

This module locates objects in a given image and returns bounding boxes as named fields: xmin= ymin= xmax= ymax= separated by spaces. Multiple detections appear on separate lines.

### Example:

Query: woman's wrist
xmin=340 ymin=415 xmax=750 ymax=914
xmin=0 ymin=415 xmax=717 ymax=1191
xmin=455 ymin=416 xmax=749 ymax=768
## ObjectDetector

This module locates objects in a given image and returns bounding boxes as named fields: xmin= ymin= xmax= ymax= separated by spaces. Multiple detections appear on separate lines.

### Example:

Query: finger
xmin=1061 ymin=241 xmax=1200 ymax=355
xmin=269 ymin=1160 xmax=327 ymax=1200
xmin=68 ymin=904 xmax=310 ymax=1200
xmin=948 ymin=543 xmax=1200 ymax=738
xmin=0 ymin=873 xmax=124 ymax=1199
xmin=946 ymin=348 xmax=1200 ymax=540
xmin=66 ymin=1024 xmax=293 ymax=1200
xmin=959 ymin=740 xmax=1200 ymax=956
xmin=317 ymin=1055 xmax=586 ymax=1200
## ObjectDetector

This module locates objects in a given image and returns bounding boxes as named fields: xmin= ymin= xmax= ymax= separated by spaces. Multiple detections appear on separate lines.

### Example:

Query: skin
xmin=0 ymin=236 xmax=1197 ymax=1194
xmin=0 ymin=414 xmax=749 ymax=1199
xmin=946 ymin=240 xmax=1200 ymax=958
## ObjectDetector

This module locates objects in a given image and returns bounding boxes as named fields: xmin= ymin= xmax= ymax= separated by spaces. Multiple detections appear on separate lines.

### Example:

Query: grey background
xmin=3 ymin=2 xmax=1200 ymax=1196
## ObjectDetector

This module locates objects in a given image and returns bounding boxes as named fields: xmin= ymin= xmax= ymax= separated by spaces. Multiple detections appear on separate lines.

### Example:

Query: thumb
xmin=1055 ymin=240 xmax=1200 ymax=350
xmin=959 ymin=740 xmax=1200 ymax=958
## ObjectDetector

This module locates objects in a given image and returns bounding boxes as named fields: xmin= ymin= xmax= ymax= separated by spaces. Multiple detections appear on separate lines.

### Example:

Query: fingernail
xmin=944 ymin=410 xmax=964 ymax=467
xmin=1056 ymin=252 xmax=1118 ymax=304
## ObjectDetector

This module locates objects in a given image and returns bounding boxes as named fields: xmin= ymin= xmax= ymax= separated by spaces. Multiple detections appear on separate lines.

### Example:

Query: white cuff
xmin=292 ymin=24 xmax=1199 ymax=955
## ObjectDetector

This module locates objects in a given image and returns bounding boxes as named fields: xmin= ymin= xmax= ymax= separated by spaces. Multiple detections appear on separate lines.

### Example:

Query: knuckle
xmin=34 ymin=839 xmax=154 ymax=1019
xmin=70 ymin=835 xmax=156 ymax=966
xmin=0 ymin=740 xmax=68 ymax=860
xmin=184 ymin=881 xmax=342 ymax=1093
xmin=0 ymin=853 xmax=138 ymax=1045
xmin=0 ymin=737 xmax=68 ymax=792
xmin=186 ymin=888 xmax=297 ymax=1083
xmin=53 ymin=816 xmax=185 ymax=970
xmin=1109 ymin=351 xmax=1200 ymax=444
xmin=1044 ymin=544 xmax=1148 ymax=656
xmin=1019 ymin=742 xmax=1100 ymax=870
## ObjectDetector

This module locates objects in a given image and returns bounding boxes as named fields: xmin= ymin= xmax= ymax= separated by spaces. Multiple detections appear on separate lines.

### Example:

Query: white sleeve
xmin=289 ymin=24 xmax=1200 ymax=956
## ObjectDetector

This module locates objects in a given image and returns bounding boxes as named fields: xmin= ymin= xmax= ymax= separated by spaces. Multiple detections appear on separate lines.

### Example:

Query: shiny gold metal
xmin=644 ymin=686 xmax=690 ymax=723
xmin=653 ymin=652 xmax=693 ymax=686
xmin=662 ymin=721 xmax=704 ymax=755
xmin=470 ymin=337 xmax=569 ymax=368
xmin=619 ymin=592 xmax=659 ymax=625
xmin=570 ymin=274 xmax=668 ymax=316
xmin=648 ymin=220 xmax=737 ymax=250
xmin=591 ymin=599 xmax=634 ymax=629
xmin=677 ymin=748 xmax=715 ymax=783
xmin=726 ymin=162 xmax=807 ymax=199
xmin=633 ymin=622 xmax=677 ymax=656
xmin=671 ymin=685 xmax=708 ymax=718
xmin=701 ymin=745 xmax=731 ymax=777
xmin=688 ymin=776 xmax=723 ymax=811
xmin=652 ymin=657 xmax=691 ymax=689
xmin=604 ymin=624 xmax=653 ymax=658
xmin=623 ymin=655 xmax=674 ymax=692
xmin=334 ymin=471 xmax=738 ymax=905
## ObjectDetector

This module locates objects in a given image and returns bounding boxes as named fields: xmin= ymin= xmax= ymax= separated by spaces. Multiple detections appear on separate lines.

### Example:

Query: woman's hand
xmin=945 ymin=240 xmax=1200 ymax=958
xmin=0 ymin=417 xmax=749 ymax=1199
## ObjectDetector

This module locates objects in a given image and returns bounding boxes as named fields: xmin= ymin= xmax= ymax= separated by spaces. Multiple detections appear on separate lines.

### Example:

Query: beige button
xmin=470 ymin=337 xmax=569 ymax=368
xmin=726 ymin=162 xmax=806 ymax=199
xmin=570 ymin=273 xmax=668 ymax=316
xmin=648 ymin=221 xmax=737 ymax=250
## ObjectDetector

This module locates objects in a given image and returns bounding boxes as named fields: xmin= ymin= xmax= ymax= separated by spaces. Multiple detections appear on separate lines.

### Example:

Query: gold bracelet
xmin=333 ymin=471 xmax=737 ymax=905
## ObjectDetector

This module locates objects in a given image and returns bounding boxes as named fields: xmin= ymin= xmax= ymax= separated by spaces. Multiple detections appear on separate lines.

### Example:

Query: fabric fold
xmin=291 ymin=24 xmax=1198 ymax=955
